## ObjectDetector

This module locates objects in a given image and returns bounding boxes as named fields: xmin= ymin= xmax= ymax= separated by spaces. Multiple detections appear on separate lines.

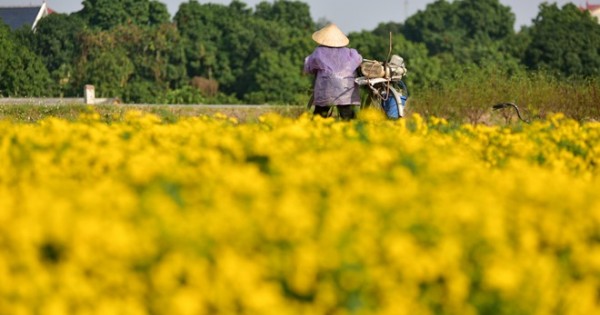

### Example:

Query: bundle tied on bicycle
xmin=356 ymin=54 xmax=409 ymax=119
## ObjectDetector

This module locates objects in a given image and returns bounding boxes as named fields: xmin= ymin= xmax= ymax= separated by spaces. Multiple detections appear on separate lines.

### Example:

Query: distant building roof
xmin=0 ymin=2 xmax=51 ymax=31
xmin=580 ymin=1 xmax=600 ymax=13
xmin=579 ymin=1 xmax=600 ymax=23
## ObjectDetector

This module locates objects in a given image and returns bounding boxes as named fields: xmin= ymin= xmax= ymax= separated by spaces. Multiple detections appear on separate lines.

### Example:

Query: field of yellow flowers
xmin=1 ymin=110 xmax=599 ymax=315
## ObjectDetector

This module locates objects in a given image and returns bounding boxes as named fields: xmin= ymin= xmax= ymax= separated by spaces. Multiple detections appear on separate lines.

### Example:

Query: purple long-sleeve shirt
xmin=304 ymin=46 xmax=363 ymax=106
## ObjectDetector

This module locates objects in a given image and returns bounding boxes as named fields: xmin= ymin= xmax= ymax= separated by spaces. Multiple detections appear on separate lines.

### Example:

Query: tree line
xmin=1 ymin=0 xmax=599 ymax=104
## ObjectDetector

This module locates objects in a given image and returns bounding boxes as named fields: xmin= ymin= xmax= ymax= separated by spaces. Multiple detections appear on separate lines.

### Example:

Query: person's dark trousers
xmin=337 ymin=105 xmax=357 ymax=120
xmin=313 ymin=105 xmax=357 ymax=120
xmin=313 ymin=105 xmax=332 ymax=118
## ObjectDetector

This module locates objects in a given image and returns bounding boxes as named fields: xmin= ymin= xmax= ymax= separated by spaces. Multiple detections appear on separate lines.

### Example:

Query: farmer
xmin=304 ymin=23 xmax=363 ymax=120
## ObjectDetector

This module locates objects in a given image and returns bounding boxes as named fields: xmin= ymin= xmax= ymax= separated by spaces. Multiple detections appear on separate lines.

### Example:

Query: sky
xmin=0 ymin=0 xmax=587 ymax=32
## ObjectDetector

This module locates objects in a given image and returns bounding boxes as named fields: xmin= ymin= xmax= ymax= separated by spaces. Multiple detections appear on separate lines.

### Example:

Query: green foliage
xmin=403 ymin=0 xmax=516 ymax=64
xmin=78 ymin=0 xmax=170 ymax=30
xmin=30 ymin=14 xmax=84 ymax=72
xmin=160 ymin=85 xmax=206 ymax=104
xmin=73 ymin=23 xmax=188 ymax=102
xmin=149 ymin=0 xmax=171 ymax=25
xmin=124 ymin=79 xmax=164 ymax=104
xmin=0 ymin=23 xmax=52 ymax=97
xmin=174 ymin=0 xmax=313 ymax=104
xmin=174 ymin=1 xmax=239 ymax=86
xmin=82 ymin=48 xmax=135 ymax=97
xmin=27 ymin=14 xmax=85 ymax=96
xmin=524 ymin=3 xmax=600 ymax=78
xmin=500 ymin=30 xmax=532 ymax=63
xmin=455 ymin=0 xmax=514 ymax=40
xmin=403 ymin=0 xmax=462 ymax=55
xmin=393 ymin=0 xmax=524 ymax=92
xmin=118 ymin=23 xmax=188 ymax=89
xmin=254 ymin=0 xmax=315 ymax=32
xmin=246 ymin=50 xmax=311 ymax=104
xmin=349 ymin=31 xmax=391 ymax=62
xmin=0 ymin=23 xmax=10 ymax=76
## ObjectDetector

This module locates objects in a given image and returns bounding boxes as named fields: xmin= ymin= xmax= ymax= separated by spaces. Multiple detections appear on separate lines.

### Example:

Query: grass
xmin=407 ymin=70 xmax=600 ymax=125
xmin=2 ymin=71 xmax=599 ymax=125
xmin=0 ymin=104 xmax=308 ymax=124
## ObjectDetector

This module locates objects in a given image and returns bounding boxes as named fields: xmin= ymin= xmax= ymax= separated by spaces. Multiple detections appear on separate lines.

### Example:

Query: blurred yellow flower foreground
xmin=1 ymin=111 xmax=600 ymax=315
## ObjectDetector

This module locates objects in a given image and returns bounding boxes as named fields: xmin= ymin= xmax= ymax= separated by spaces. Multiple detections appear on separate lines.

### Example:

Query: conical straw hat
xmin=312 ymin=24 xmax=349 ymax=47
